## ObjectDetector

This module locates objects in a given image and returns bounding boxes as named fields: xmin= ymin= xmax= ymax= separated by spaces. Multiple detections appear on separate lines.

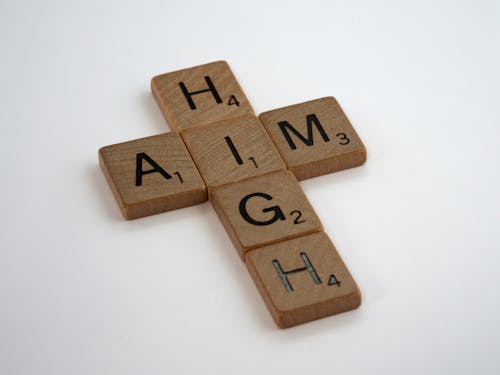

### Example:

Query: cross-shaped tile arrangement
xmin=99 ymin=61 xmax=366 ymax=328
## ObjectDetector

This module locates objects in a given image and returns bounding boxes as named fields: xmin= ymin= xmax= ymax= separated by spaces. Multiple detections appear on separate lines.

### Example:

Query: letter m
xmin=277 ymin=114 xmax=330 ymax=150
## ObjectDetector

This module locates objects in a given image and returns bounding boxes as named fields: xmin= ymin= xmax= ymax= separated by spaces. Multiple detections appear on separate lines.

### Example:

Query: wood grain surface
xmin=246 ymin=232 xmax=361 ymax=328
xmin=211 ymin=170 xmax=322 ymax=260
xmin=99 ymin=132 xmax=207 ymax=219
xmin=181 ymin=116 xmax=286 ymax=193
xmin=259 ymin=97 xmax=366 ymax=180
xmin=152 ymin=61 xmax=254 ymax=132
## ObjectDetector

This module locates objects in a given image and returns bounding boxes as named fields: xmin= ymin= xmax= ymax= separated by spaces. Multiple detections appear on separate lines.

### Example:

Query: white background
xmin=1 ymin=1 xmax=499 ymax=374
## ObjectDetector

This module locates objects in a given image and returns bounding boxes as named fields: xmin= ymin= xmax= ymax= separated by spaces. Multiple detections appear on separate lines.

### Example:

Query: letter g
xmin=238 ymin=192 xmax=286 ymax=226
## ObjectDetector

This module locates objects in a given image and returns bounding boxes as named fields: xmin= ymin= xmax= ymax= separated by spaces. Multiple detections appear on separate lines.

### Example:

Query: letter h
xmin=178 ymin=76 xmax=222 ymax=110
xmin=272 ymin=252 xmax=322 ymax=292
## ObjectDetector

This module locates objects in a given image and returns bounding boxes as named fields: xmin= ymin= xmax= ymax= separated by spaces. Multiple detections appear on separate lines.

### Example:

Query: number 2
xmin=290 ymin=210 xmax=305 ymax=224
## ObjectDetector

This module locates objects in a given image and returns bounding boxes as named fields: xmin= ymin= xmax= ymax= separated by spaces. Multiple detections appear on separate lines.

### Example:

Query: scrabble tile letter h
xmin=152 ymin=61 xmax=255 ymax=133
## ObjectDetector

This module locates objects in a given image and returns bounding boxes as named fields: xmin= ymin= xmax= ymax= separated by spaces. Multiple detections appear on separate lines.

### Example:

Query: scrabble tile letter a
xmin=151 ymin=61 xmax=255 ymax=133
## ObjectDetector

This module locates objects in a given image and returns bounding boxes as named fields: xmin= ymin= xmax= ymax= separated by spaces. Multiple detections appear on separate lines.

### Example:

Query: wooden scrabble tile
xmin=259 ymin=97 xmax=366 ymax=180
xmin=181 ymin=116 xmax=286 ymax=192
xmin=211 ymin=171 xmax=322 ymax=260
xmin=246 ymin=232 xmax=361 ymax=328
xmin=99 ymin=133 xmax=207 ymax=219
xmin=152 ymin=61 xmax=255 ymax=133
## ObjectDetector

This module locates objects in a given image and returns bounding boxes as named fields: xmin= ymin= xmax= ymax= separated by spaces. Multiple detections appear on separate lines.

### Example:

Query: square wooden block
xmin=211 ymin=170 xmax=322 ymax=260
xmin=246 ymin=232 xmax=361 ymax=328
xmin=99 ymin=133 xmax=207 ymax=219
xmin=152 ymin=61 xmax=255 ymax=133
xmin=181 ymin=116 xmax=286 ymax=192
xmin=259 ymin=97 xmax=366 ymax=180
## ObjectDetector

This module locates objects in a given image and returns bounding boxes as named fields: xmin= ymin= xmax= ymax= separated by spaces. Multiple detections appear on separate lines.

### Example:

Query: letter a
xmin=135 ymin=152 xmax=173 ymax=186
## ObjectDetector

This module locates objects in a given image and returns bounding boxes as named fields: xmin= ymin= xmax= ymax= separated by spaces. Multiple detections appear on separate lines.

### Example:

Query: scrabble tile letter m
xmin=259 ymin=97 xmax=366 ymax=180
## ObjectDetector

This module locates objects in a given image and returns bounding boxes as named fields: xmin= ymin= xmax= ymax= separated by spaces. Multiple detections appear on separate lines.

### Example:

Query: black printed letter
xmin=178 ymin=76 xmax=222 ymax=110
xmin=277 ymin=114 xmax=330 ymax=150
xmin=224 ymin=136 xmax=243 ymax=165
xmin=239 ymin=192 xmax=286 ymax=226
xmin=135 ymin=152 xmax=172 ymax=186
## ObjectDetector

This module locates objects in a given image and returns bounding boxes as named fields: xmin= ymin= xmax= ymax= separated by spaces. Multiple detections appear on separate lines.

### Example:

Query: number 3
xmin=336 ymin=132 xmax=350 ymax=145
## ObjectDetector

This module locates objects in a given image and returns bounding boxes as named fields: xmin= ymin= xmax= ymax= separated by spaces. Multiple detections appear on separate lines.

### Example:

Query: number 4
xmin=227 ymin=95 xmax=240 ymax=106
